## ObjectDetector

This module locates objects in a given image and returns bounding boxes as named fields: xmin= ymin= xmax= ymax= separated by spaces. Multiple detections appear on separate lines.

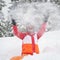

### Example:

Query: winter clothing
xmin=12 ymin=19 xmax=46 ymax=54
xmin=11 ymin=19 xmax=47 ymax=60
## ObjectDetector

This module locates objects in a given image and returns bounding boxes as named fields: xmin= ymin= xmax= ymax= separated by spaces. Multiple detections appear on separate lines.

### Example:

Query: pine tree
xmin=0 ymin=0 xmax=6 ymax=10
xmin=0 ymin=18 xmax=13 ymax=37
xmin=0 ymin=11 xmax=5 ymax=37
xmin=0 ymin=0 xmax=13 ymax=37
xmin=5 ymin=20 xmax=13 ymax=37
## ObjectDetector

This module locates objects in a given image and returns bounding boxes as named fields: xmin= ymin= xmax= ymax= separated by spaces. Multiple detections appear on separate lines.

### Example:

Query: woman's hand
xmin=12 ymin=19 xmax=16 ymax=25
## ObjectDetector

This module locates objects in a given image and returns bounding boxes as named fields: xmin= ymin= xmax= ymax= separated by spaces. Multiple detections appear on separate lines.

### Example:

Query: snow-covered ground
xmin=0 ymin=30 xmax=60 ymax=60
xmin=0 ymin=36 xmax=22 ymax=60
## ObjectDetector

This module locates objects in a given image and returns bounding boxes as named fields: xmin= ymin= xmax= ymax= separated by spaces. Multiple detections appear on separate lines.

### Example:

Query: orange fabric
xmin=35 ymin=44 xmax=39 ymax=54
xmin=10 ymin=54 xmax=28 ymax=60
xmin=22 ymin=44 xmax=39 ymax=54
xmin=10 ymin=44 xmax=39 ymax=60
xmin=22 ymin=44 xmax=33 ymax=54
xmin=10 ymin=56 xmax=22 ymax=60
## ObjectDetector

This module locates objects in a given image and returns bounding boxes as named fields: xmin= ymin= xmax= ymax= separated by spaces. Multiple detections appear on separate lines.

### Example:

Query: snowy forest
xmin=0 ymin=0 xmax=60 ymax=37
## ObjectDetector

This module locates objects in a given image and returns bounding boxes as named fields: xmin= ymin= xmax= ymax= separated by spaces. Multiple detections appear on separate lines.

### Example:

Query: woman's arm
xmin=12 ymin=19 xmax=26 ymax=40
xmin=37 ymin=22 xmax=47 ymax=39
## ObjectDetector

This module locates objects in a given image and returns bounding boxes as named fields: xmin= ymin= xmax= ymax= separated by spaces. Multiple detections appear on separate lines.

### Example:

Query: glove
xmin=12 ymin=19 xmax=16 ymax=25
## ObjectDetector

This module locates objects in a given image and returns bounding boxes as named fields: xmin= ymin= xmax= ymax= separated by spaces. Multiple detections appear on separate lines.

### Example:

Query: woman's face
xmin=26 ymin=24 xmax=34 ymax=33
xmin=19 ymin=23 xmax=34 ymax=34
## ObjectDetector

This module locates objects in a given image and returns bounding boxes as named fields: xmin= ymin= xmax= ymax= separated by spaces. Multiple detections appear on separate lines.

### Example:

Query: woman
xmin=10 ymin=19 xmax=47 ymax=60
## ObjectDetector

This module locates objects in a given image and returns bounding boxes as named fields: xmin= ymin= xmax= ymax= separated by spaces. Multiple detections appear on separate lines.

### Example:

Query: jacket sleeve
xmin=12 ymin=19 xmax=26 ymax=40
xmin=37 ymin=22 xmax=47 ymax=39
xmin=12 ymin=25 xmax=19 ymax=36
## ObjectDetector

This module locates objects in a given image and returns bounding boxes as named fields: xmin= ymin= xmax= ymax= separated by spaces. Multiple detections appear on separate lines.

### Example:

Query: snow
xmin=0 ymin=36 xmax=22 ymax=60
xmin=1 ymin=1 xmax=60 ymax=60
xmin=0 ymin=30 xmax=60 ymax=60
xmin=8 ymin=2 xmax=60 ymax=32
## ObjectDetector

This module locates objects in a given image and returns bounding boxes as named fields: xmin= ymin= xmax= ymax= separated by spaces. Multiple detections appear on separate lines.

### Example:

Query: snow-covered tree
xmin=11 ymin=0 xmax=19 ymax=2
xmin=0 ymin=19 xmax=13 ymax=37
xmin=0 ymin=12 xmax=6 ymax=37
xmin=48 ymin=0 xmax=60 ymax=5
xmin=4 ymin=20 xmax=13 ymax=37
xmin=0 ymin=12 xmax=13 ymax=37
xmin=0 ymin=0 xmax=6 ymax=10
xmin=0 ymin=0 xmax=13 ymax=37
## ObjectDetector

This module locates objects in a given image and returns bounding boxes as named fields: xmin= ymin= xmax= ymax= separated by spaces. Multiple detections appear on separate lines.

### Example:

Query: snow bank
xmin=23 ymin=52 xmax=60 ymax=60
xmin=0 ymin=30 xmax=60 ymax=60
xmin=0 ymin=36 xmax=22 ymax=60
xmin=23 ymin=30 xmax=60 ymax=60
xmin=38 ymin=30 xmax=60 ymax=53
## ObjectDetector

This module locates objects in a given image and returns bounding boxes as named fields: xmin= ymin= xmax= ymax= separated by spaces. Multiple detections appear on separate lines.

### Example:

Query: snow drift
xmin=0 ymin=36 xmax=22 ymax=60
xmin=0 ymin=30 xmax=60 ymax=60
